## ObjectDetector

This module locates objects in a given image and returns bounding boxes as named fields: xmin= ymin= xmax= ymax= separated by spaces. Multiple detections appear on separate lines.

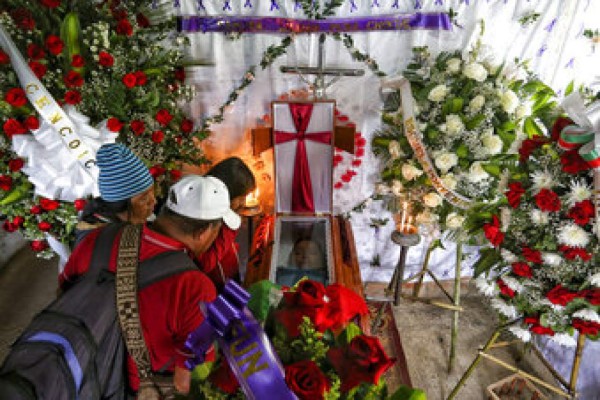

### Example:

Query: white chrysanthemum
xmin=541 ymin=252 xmax=562 ymax=267
xmin=558 ymin=223 xmax=590 ymax=248
xmin=566 ymin=180 xmax=592 ymax=207
xmin=549 ymin=333 xmax=577 ymax=347
xmin=530 ymin=170 xmax=555 ymax=192
xmin=475 ymin=275 xmax=498 ymax=297
xmin=515 ymin=103 xmax=531 ymax=119
xmin=441 ymin=173 xmax=457 ymax=191
xmin=435 ymin=152 xmax=458 ymax=174
xmin=446 ymin=58 xmax=462 ymax=74
xmin=423 ymin=192 xmax=443 ymax=208
xmin=463 ymin=62 xmax=488 ymax=82
xmin=500 ymin=89 xmax=519 ymax=114
xmin=468 ymin=161 xmax=489 ymax=183
xmin=428 ymin=84 xmax=449 ymax=102
xmin=590 ymin=272 xmax=600 ymax=287
xmin=530 ymin=209 xmax=549 ymax=225
xmin=375 ymin=183 xmax=391 ymax=196
xmin=446 ymin=212 xmax=465 ymax=230
xmin=401 ymin=164 xmax=423 ymax=181
xmin=482 ymin=135 xmax=503 ymax=155
xmin=502 ymin=276 xmax=524 ymax=293
xmin=501 ymin=249 xmax=518 ymax=263
xmin=445 ymin=114 xmax=465 ymax=135
xmin=491 ymin=298 xmax=519 ymax=318
xmin=573 ymin=309 xmax=600 ymax=323
xmin=508 ymin=326 xmax=531 ymax=343
xmin=388 ymin=140 xmax=402 ymax=159
xmin=468 ymin=95 xmax=485 ymax=112
xmin=391 ymin=180 xmax=404 ymax=197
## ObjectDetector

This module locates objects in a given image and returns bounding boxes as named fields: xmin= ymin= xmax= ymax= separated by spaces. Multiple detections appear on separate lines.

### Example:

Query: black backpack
xmin=0 ymin=224 xmax=197 ymax=399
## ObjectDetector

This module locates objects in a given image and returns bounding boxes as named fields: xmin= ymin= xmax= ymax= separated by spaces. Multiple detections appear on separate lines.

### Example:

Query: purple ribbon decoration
xmin=177 ymin=12 xmax=452 ymax=34
xmin=184 ymin=281 xmax=297 ymax=400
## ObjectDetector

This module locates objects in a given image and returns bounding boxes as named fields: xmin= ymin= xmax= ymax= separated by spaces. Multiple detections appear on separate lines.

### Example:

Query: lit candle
xmin=400 ymin=201 xmax=407 ymax=233
xmin=245 ymin=188 xmax=260 ymax=208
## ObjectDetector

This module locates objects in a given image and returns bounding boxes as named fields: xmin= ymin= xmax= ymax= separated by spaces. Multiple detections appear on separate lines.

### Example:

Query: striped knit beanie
xmin=96 ymin=143 xmax=154 ymax=202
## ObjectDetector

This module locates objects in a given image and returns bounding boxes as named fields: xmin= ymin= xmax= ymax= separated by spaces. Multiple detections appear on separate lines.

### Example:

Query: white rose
xmin=500 ymin=90 xmax=519 ymax=114
xmin=401 ymin=164 xmax=423 ymax=181
xmin=388 ymin=140 xmax=402 ymax=159
xmin=468 ymin=95 xmax=485 ymax=112
xmin=446 ymin=58 xmax=462 ymax=74
xmin=446 ymin=212 xmax=465 ymax=229
xmin=445 ymin=114 xmax=465 ymax=136
xmin=391 ymin=180 xmax=404 ymax=197
xmin=428 ymin=84 xmax=449 ymax=102
xmin=441 ymin=173 xmax=457 ymax=190
xmin=515 ymin=104 xmax=530 ymax=119
xmin=468 ymin=161 xmax=489 ymax=182
xmin=463 ymin=62 xmax=488 ymax=82
xmin=423 ymin=192 xmax=443 ymax=208
xmin=482 ymin=135 xmax=503 ymax=155
xmin=435 ymin=152 xmax=458 ymax=174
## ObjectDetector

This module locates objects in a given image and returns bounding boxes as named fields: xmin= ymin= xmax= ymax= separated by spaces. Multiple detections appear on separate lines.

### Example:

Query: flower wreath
xmin=474 ymin=109 xmax=600 ymax=345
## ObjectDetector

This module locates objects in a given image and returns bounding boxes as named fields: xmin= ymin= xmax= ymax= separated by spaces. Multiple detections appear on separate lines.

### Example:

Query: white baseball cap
xmin=166 ymin=175 xmax=241 ymax=230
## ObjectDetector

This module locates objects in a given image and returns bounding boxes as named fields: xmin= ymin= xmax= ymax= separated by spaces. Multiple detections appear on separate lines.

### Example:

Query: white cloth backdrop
xmin=175 ymin=0 xmax=600 ymax=397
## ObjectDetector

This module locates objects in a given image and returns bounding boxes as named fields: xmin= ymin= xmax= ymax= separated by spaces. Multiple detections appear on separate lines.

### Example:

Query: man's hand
xmin=173 ymin=365 xmax=191 ymax=395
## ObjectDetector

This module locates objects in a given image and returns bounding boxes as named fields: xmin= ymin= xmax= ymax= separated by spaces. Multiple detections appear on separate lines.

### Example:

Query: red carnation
xmin=148 ymin=165 xmax=166 ymax=178
xmin=71 ymin=54 xmax=85 ymax=67
xmin=74 ymin=199 xmax=86 ymax=211
xmin=534 ymin=188 xmax=561 ymax=212
xmin=505 ymin=181 xmax=526 ymax=208
xmin=28 ymin=61 xmax=47 ymax=78
xmin=8 ymin=158 xmax=24 ymax=172
xmin=116 ymin=19 xmax=133 ymax=36
xmin=98 ymin=51 xmax=114 ymax=67
xmin=5 ymin=88 xmax=27 ymax=107
xmin=134 ymin=71 xmax=147 ymax=86
xmin=519 ymin=136 xmax=549 ymax=162
xmin=30 ymin=205 xmax=42 ymax=215
xmin=45 ymin=35 xmax=64 ymax=55
xmin=3 ymin=220 xmax=18 ymax=233
xmin=0 ymin=175 xmax=12 ymax=191
xmin=511 ymin=262 xmax=533 ymax=278
xmin=546 ymin=285 xmax=578 ymax=306
xmin=151 ymin=130 xmax=164 ymax=143
xmin=3 ymin=119 xmax=27 ymax=137
xmin=567 ymin=199 xmax=595 ymax=225
xmin=551 ymin=117 xmax=574 ymax=141
xmin=572 ymin=319 xmax=600 ymax=336
xmin=122 ymin=73 xmax=137 ymax=88
xmin=180 ymin=119 xmax=194 ymax=134
xmin=30 ymin=240 xmax=48 ymax=252
xmin=64 ymin=90 xmax=82 ymax=105
xmin=530 ymin=324 xmax=555 ymax=336
xmin=559 ymin=245 xmax=592 ymax=261
xmin=497 ymin=279 xmax=515 ymax=298
xmin=155 ymin=109 xmax=173 ymax=126
xmin=106 ymin=117 xmax=124 ymax=132
xmin=27 ymin=43 xmax=45 ymax=60
xmin=130 ymin=120 xmax=146 ymax=135
xmin=39 ymin=198 xmax=60 ymax=211
xmin=169 ymin=169 xmax=182 ymax=182
xmin=483 ymin=215 xmax=504 ymax=247
xmin=12 ymin=9 xmax=35 ymax=31
xmin=581 ymin=289 xmax=600 ymax=305
xmin=38 ymin=221 xmax=52 ymax=232
xmin=136 ymin=13 xmax=151 ymax=28
xmin=0 ymin=49 xmax=9 ymax=64
xmin=12 ymin=216 xmax=24 ymax=227
xmin=40 ymin=0 xmax=61 ymax=8
xmin=521 ymin=246 xmax=542 ymax=264
xmin=64 ymin=70 xmax=84 ymax=87
xmin=560 ymin=150 xmax=590 ymax=174
xmin=24 ymin=116 xmax=40 ymax=130
xmin=285 ymin=360 xmax=331 ymax=400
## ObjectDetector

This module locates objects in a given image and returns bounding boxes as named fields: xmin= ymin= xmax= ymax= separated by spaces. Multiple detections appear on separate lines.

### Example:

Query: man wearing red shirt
xmin=59 ymin=175 xmax=241 ymax=396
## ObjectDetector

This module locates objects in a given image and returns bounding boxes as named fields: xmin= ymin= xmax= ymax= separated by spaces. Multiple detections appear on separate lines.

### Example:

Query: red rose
xmin=110 ymin=7 xmax=128 ymax=21
xmin=5 ymin=88 xmax=27 ymax=107
xmin=106 ymin=117 xmax=124 ymax=132
xmin=3 ymin=119 xmax=27 ymax=137
xmin=8 ymin=158 xmax=24 ymax=172
xmin=130 ymin=120 xmax=146 ymax=135
xmin=483 ymin=215 xmax=504 ymax=247
xmin=30 ymin=240 xmax=48 ymax=252
xmin=572 ymin=319 xmax=600 ymax=336
xmin=551 ymin=117 xmax=573 ymax=141
xmin=208 ymin=361 xmax=239 ymax=394
xmin=27 ymin=43 xmax=45 ymax=60
xmin=567 ymin=200 xmax=594 ymax=225
xmin=169 ymin=169 xmax=182 ymax=182
xmin=64 ymin=70 xmax=84 ymax=87
xmin=180 ymin=119 xmax=194 ymax=134
xmin=24 ymin=116 xmax=39 ymax=130
xmin=39 ymin=198 xmax=60 ymax=211
xmin=0 ymin=49 xmax=9 ymax=64
xmin=285 ymin=360 xmax=330 ymax=400
xmin=151 ymin=130 xmax=165 ymax=143
xmin=327 ymin=335 xmax=394 ymax=392
xmin=0 ymin=175 xmax=12 ymax=191
xmin=2 ymin=220 xmax=18 ymax=233
xmin=116 ymin=19 xmax=133 ymax=36
xmin=74 ymin=199 xmax=86 ymax=211
xmin=546 ymin=285 xmax=578 ymax=306
xmin=28 ymin=61 xmax=47 ymax=78
xmin=134 ymin=71 xmax=147 ymax=86
xmin=12 ymin=9 xmax=35 ymax=31
xmin=530 ymin=324 xmax=555 ymax=336
xmin=505 ymin=181 xmax=526 ymax=208
xmin=64 ymin=90 xmax=82 ymax=105
xmin=38 ymin=221 xmax=52 ymax=232
xmin=148 ymin=165 xmax=166 ymax=178
xmin=497 ymin=279 xmax=515 ymax=298
xmin=45 ymin=35 xmax=64 ymax=55
xmin=560 ymin=150 xmax=590 ymax=174
xmin=98 ymin=51 xmax=114 ymax=67
xmin=524 ymin=315 xmax=540 ymax=325
xmin=12 ymin=216 xmax=24 ymax=227
xmin=122 ymin=72 xmax=137 ymax=88
xmin=275 ymin=280 xmax=328 ymax=337
xmin=519 ymin=136 xmax=549 ymax=162
xmin=30 ymin=205 xmax=42 ymax=215
xmin=321 ymin=284 xmax=369 ymax=332
xmin=521 ymin=246 xmax=542 ymax=264
xmin=70 ymin=54 xmax=85 ymax=67
xmin=582 ymin=289 xmax=600 ymax=305
xmin=40 ymin=0 xmax=61 ymax=8
xmin=174 ymin=67 xmax=185 ymax=82
xmin=559 ymin=245 xmax=592 ymax=261
xmin=534 ymin=188 xmax=561 ymax=212
xmin=155 ymin=109 xmax=173 ymax=126
xmin=511 ymin=262 xmax=533 ymax=278
xmin=136 ymin=13 xmax=150 ymax=28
